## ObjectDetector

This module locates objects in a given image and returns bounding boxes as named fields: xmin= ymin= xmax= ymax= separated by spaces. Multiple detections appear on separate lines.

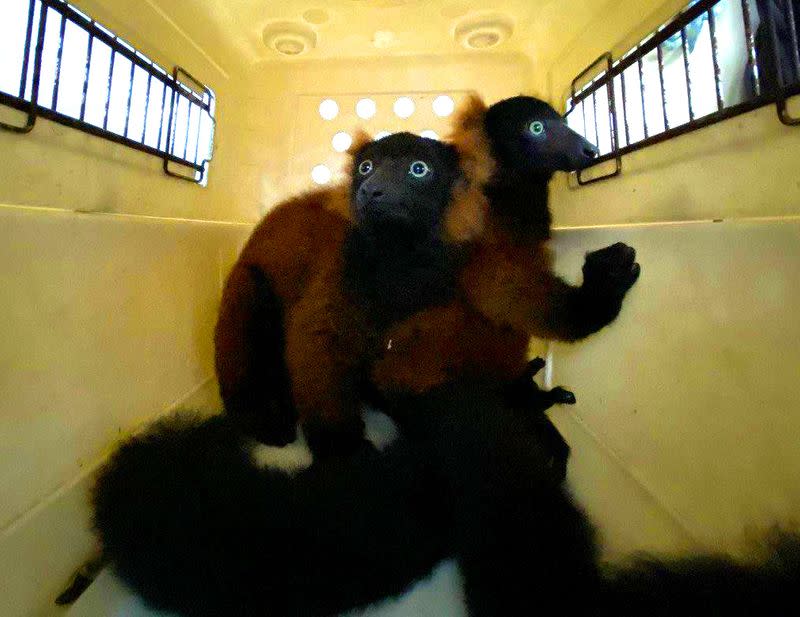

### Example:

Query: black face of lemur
xmin=350 ymin=132 xmax=461 ymax=232
xmin=484 ymin=95 xmax=600 ymax=174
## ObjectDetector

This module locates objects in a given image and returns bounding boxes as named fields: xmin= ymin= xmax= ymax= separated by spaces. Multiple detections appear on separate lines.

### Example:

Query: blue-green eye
xmin=358 ymin=160 xmax=373 ymax=175
xmin=529 ymin=121 xmax=545 ymax=136
xmin=409 ymin=160 xmax=430 ymax=178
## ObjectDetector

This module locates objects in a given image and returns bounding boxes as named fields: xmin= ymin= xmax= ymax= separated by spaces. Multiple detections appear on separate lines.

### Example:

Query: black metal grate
xmin=566 ymin=0 xmax=800 ymax=185
xmin=0 ymin=0 xmax=215 ymax=184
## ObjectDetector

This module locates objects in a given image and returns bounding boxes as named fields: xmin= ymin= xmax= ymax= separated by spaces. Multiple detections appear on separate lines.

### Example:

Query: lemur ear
xmin=341 ymin=128 xmax=374 ymax=196
xmin=347 ymin=129 xmax=373 ymax=156
xmin=443 ymin=93 xmax=494 ymax=243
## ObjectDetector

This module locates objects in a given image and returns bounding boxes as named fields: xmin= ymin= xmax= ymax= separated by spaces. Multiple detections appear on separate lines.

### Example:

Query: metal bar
xmin=122 ymin=60 xmax=136 ymax=137
xmin=581 ymin=97 xmax=588 ymax=138
xmin=707 ymin=7 xmax=724 ymax=111
xmin=164 ymin=82 xmax=177 ymax=156
xmin=181 ymin=97 xmax=191 ymax=159
xmin=619 ymin=71 xmax=631 ymax=145
xmin=38 ymin=0 xmax=211 ymax=111
xmin=18 ymin=0 xmax=37 ymax=98
xmin=0 ymin=90 xmax=205 ymax=170
xmin=29 ymin=2 xmax=47 ymax=108
xmin=1 ymin=0 xmax=46 ymax=133
xmin=50 ymin=9 xmax=68 ymax=110
xmin=156 ymin=84 xmax=169 ymax=150
xmin=192 ymin=105 xmax=203 ymax=165
xmin=576 ymin=52 xmax=622 ymax=185
xmin=657 ymin=43 xmax=669 ymax=129
xmin=638 ymin=54 xmax=649 ymax=138
xmin=681 ymin=27 xmax=695 ymax=121
xmin=785 ymin=0 xmax=800 ymax=82
xmin=741 ymin=0 xmax=761 ymax=96
xmin=767 ymin=0 xmax=800 ymax=125
xmin=569 ymin=0 xmax=722 ymax=108
xmin=572 ymin=54 xmax=606 ymax=97
xmin=79 ymin=33 xmax=93 ymax=121
xmin=592 ymin=90 xmax=600 ymax=148
xmin=102 ymin=48 xmax=115 ymax=130
xmin=141 ymin=73 xmax=152 ymax=143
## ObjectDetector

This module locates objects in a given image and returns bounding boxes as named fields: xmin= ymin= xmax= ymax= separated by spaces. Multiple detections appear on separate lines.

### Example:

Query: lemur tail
xmin=92 ymin=411 xmax=444 ymax=617
xmin=599 ymin=531 xmax=800 ymax=616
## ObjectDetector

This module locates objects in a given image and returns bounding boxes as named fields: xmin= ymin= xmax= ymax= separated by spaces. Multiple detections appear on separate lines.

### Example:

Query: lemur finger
xmin=549 ymin=387 xmax=576 ymax=405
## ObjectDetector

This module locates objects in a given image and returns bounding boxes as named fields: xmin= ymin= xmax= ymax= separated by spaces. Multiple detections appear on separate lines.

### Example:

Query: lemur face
xmin=485 ymin=96 xmax=599 ymax=174
xmin=350 ymin=132 xmax=461 ymax=233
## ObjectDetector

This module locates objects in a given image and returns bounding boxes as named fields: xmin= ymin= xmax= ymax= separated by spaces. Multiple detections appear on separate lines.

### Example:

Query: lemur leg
xmin=503 ymin=357 xmax=575 ymax=484
xmin=214 ymin=263 xmax=296 ymax=445
xmin=284 ymin=266 xmax=374 ymax=458
xmin=465 ymin=241 xmax=641 ymax=343
xmin=503 ymin=357 xmax=576 ymax=414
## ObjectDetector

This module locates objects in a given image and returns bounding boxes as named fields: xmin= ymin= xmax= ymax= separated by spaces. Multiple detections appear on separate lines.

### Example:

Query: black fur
xmin=342 ymin=222 xmax=461 ymax=326
xmin=343 ymin=132 xmax=464 ymax=324
xmin=483 ymin=95 xmax=596 ymax=242
xmin=93 ymin=412 xmax=447 ymax=617
xmin=576 ymin=241 xmax=642 ymax=337
xmin=225 ymin=266 xmax=297 ymax=446
xmin=93 ymin=381 xmax=800 ymax=617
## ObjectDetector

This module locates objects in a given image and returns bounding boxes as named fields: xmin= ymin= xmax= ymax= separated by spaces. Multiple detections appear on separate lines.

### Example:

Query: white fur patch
xmin=247 ymin=406 xmax=401 ymax=472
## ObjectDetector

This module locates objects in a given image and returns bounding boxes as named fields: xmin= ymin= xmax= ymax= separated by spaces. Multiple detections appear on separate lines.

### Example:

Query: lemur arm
xmin=461 ymin=240 xmax=640 ymax=342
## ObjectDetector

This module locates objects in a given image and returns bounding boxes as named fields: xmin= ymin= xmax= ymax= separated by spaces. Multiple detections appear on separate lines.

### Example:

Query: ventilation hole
xmin=393 ymin=96 xmax=415 ymax=119
xmin=332 ymin=131 xmax=352 ymax=152
xmin=318 ymin=99 xmax=338 ymax=120
xmin=311 ymin=164 xmax=332 ymax=184
xmin=356 ymin=97 xmax=377 ymax=119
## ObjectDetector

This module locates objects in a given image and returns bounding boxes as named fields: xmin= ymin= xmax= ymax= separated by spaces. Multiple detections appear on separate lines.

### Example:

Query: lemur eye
xmin=358 ymin=160 xmax=373 ymax=175
xmin=529 ymin=121 xmax=545 ymax=136
xmin=409 ymin=160 xmax=430 ymax=178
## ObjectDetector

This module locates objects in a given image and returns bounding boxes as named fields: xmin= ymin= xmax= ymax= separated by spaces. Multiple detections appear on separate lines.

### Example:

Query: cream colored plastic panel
xmin=548 ymin=219 xmax=800 ymax=556
xmin=0 ymin=205 xmax=250 ymax=531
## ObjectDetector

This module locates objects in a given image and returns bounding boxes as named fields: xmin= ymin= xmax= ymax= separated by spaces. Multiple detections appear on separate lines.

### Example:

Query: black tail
xmin=92 ymin=411 xmax=447 ymax=617
xmin=388 ymin=382 xmax=800 ymax=617
xmin=600 ymin=530 xmax=800 ymax=616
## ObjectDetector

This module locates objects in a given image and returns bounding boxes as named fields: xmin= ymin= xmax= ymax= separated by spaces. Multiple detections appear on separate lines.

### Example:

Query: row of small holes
xmin=312 ymin=94 xmax=453 ymax=184
xmin=319 ymin=95 xmax=455 ymax=121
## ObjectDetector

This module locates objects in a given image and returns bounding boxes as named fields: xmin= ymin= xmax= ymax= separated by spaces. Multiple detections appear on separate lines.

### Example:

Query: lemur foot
xmin=504 ymin=358 xmax=576 ymax=415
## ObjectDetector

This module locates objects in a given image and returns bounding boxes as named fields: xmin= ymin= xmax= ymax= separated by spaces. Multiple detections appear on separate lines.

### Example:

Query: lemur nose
xmin=371 ymin=190 xmax=384 ymax=198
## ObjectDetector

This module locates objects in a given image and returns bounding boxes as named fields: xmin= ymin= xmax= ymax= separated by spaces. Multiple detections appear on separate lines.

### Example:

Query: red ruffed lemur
xmin=214 ymin=95 xmax=640 ymax=456
xmin=217 ymin=130 xmax=486 ymax=455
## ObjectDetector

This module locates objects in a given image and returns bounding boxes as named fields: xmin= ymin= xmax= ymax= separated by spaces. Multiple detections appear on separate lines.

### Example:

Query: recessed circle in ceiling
xmin=420 ymin=129 xmax=439 ymax=140
xmin=262 ymin=21 xmax=317 ymax=57
xmin=453 ymin=13 xmax=513 ymax=50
